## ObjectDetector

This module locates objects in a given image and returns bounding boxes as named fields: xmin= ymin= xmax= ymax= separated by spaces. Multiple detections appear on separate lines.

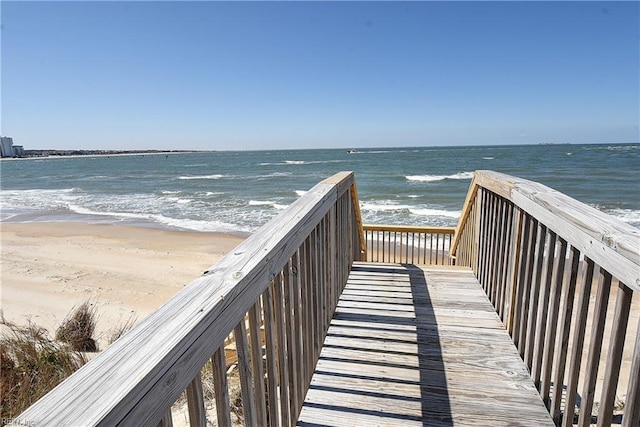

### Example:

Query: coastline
xmin=0 ymin=221 xmax=245 ymax=348
xmin=0 ymin=150 xmax=209 ymax=161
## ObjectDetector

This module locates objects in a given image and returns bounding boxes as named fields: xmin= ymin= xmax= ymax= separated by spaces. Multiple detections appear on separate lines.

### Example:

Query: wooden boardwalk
xmin=297 ymin=262 xmax=554 ymax=426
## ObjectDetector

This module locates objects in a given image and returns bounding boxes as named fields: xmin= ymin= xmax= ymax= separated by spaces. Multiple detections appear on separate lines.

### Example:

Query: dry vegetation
xmin=0 ymin=313 xmax=87 ymax=423
xmin=106 ymin=313 xmax=137 ymax=345
xmin=0 ymin=301 xmax=243 ymax=425
xmin=170 ymin=360 xmax=245 ymax=426
xmin=1 ymin=303 xmax=248 ymax=426
xmin=55 ymin=301 xmax=99 ymax=352
xmin=0 ymin=303 xmax=136 ymax=424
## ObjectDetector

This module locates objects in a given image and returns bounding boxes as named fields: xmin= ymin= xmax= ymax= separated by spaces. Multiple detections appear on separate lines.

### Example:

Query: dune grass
xmin=55 ymin=301 xmax=99 ymax=352
xmin=1 ymin=304 xmax=248 ymax=425
xmin=0 ymin=312 xmax=87 ymax=423
xmin=1 ymin=302 xmax=138 ymax=424
xmin=107 ymin=313 xmax=137 ymax=345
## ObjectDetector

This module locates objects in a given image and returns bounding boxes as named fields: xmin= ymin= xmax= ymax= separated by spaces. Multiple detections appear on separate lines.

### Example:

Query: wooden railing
xmin=363 ymin=224 xmax=455 ymax=265
xmin=451 ymin=170 xmax=640 ymax=427
xmin=10 ymin=172 xmax=365 ymax=427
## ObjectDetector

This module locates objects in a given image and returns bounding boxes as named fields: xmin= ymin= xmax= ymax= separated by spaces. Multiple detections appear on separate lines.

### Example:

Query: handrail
xmin=454 ymin=170 xmax=639 ymax=290
xmin=452 ymin=170 xmax=640 ymax=427
xmin=476 ymin=170 xmax=638 ymax=290
xmin=363 ymin=224 xmax=455 ymax=265
xmin=11 ymin=171 xmax=364 ymax=427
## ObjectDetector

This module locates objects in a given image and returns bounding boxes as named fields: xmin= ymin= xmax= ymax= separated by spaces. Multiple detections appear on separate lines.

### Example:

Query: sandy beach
xmin=0 ymin=222 xmax=245 ymax=347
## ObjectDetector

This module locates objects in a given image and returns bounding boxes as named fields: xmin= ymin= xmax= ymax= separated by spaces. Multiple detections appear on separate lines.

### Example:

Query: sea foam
xmin=178 ymin=174 xmax=226 ymax=180
xmin=405 ymin=172 xmax=474 ymax=182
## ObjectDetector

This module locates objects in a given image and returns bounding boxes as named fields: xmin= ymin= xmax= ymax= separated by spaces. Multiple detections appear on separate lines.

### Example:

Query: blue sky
xmin=2 ymin=1 xmax=638 ymax=150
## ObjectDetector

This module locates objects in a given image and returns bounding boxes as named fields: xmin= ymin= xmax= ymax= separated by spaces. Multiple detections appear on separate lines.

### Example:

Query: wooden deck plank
xmin=297 ymin=262 xmax=554 ymax=426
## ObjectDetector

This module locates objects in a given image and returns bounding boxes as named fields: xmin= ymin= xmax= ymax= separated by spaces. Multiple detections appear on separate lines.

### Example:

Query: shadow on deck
xmin=297 ymin=262 xmax=554 ymax=426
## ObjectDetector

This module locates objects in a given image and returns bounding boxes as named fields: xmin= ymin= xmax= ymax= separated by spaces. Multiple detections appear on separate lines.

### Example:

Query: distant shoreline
xmin=0 ymin=149 xmax=211 ymax=160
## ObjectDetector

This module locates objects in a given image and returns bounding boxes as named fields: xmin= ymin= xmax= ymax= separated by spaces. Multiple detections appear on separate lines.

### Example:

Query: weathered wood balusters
xmin=452 ymin=171 xmax=639 ymax=427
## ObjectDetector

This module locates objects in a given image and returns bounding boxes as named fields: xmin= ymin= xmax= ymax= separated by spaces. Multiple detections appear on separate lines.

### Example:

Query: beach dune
xmin=0 ymin=222 xmax=245 ymax=347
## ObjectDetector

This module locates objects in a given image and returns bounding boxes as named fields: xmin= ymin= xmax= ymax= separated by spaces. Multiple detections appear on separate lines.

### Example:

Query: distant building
xmin=1 ymin=136 xmax=14 ymax=157
xmin=13 ymin=145 xmax=25 ymax=157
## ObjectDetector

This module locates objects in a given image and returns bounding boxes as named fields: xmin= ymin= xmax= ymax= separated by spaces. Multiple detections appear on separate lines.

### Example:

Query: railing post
xmin=540 ymin=238 xmax=568 ymax=407
xmin=577 ymin=271 xmax=612 ymax=427
xmin=261 ymin=281 xmax=280 ymax=427
xmin=248 ymin=301 xmax=268 ymax=426
xmin=511 ymin=213 xmax=531 ymax=345
xmin=524 ymin=223 xmax=547 ymax=370
xmin=186 ymin=372 xmax=206 ymax=427
xmin=451 ymin=174 xmax=479 ymax=261
xmin=597 ymin=282 xmax=633 ymax=427
xmin=235 ymin=319 xmax=258 ymax=427
xmin=506 ymin=208 xmax=524 ymax=335
xmin=273 ymin=270 xmax=291 ymax=427
xmin=550 ymin=247 xmax=580 ymax=421
xmin=531 ymin=231 xmax=558 ymax=389
xmin=157 ymin=410 xmax=173 ymax=427
xmin=349 ymin=182 xmax=366 ymax=261
xmin=621 ymin=315 xmax=640 ymax=427
xmin=284 ymin=256 xmax=299 ymax=422
xmin=561 ymin=259 xmax=596 ymax=427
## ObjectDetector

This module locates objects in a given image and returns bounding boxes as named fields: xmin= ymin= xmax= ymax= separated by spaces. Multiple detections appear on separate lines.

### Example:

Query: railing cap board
xmin=10 ymin=172 xmax=356 ymax=427
xmin=474 ymin=170 xmax=640 ymax=293
xmin=321 ymin=170 xmax=356 ymax=196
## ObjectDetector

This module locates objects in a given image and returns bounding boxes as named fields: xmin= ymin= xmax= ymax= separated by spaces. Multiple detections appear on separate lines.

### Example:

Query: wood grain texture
xmin=561 ymin=259 xmax=596 ymax=427
xmin=505 ymin=208 xmax=524 ymax=335
xmin=248 ymin=302 xmax=268 ymax=427
xmin=597 ymin=282 xmax=633 ymax=427
xmin=235 ymin=320 xmax=258 ymax=427
xmin=524 ymin=224 xmax=546 ymax=370
xmin=577 ymin=271 xmax=612 ymax=427
xmin=157 ymin=410 xmax=173 ymax=427
xmin=186 ymin=373 xmax=206 ymax=427
xmin=550 ymin=247 xmax=581 ymax=421
xmin=262 ymin=282 xmax=281 ymax=427
xmin=297 ymin=262 xmax=554 ymax=426
xmin=274 ymin=271 xmax=291 ymax=427
xmin=621 ymin=315 xmax=640 ymax=427
xmin=531 ymin=231 xmax=557 ymax=389
xmin=539 ymin=238 xmax=567 ymax=406
xmin=512 ymin=213 xmax=533 ymax=350
xmin=211 ymin=347 xmax=232 ymax=427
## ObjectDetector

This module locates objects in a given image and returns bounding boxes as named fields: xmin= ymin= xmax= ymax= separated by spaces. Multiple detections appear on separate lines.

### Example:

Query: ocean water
xmin=1 ymin=144 xmax=638 ymax=235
